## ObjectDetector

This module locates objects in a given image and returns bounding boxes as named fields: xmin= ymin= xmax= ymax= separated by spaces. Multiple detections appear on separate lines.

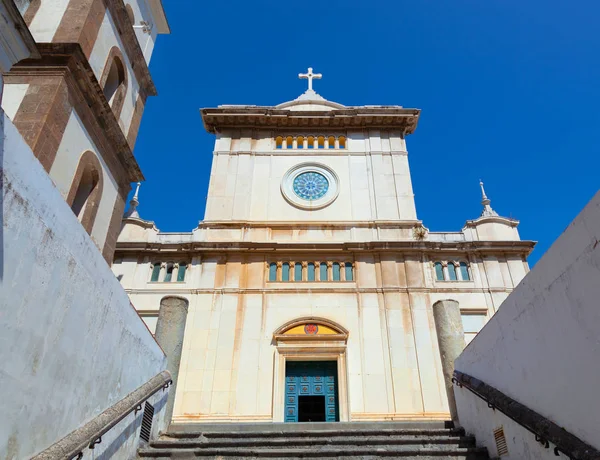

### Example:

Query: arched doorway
xmin=272 ymin=317 xmax=349 ymax=422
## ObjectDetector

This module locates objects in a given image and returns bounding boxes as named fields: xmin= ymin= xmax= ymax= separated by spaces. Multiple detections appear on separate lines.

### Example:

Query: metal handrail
xmin=453 ymin=370 xmax=600 ymax=460
xmin=32 ymin=370 xmax=172 ymax=460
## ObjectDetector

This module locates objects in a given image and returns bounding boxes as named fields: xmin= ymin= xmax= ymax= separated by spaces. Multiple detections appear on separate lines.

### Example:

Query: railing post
xmin=154 ymin=296 xmax=189 ymax=427
xmin=432 ymin=299 xmax=465 ymax=422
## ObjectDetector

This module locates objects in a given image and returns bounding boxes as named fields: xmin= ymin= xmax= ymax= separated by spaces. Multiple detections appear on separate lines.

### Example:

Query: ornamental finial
xmin=124 ymin=182 xmax=141 ymax=218
xmin=479 ymin=179 xmax=498 ymax=217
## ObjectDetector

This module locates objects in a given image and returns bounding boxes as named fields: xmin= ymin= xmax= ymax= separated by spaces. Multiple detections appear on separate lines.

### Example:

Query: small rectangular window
xmin=448 ymin=264 xmax=457 ymax=281
xmin=294 ymin=263 xmax=302 ymax=281
xmin=459 ymin=262 xmax=470 ymax=281
xmin=269 ymin=262 xmax=277 ymax=281
xmin=320 ymin=262 xmax=328 ymax=281
xmin=164 ymin=264 xmax=173 ymax=282
xmin=344 ymin=263 xmax=353 ymax=281
xmin=150 ymin=263 xmax=160 ymax=282
xmin=177 ymin=263 xmax=187 ymax=282
xmin=434 ymin=262 xmax=444 ymax=281
xmin=332 ymin=263 xmax=341 ymax=281
xmin=282 ymin=263 xmax=290 ymax=281
xmin=307 ymin=263 xmax=315 ymax=281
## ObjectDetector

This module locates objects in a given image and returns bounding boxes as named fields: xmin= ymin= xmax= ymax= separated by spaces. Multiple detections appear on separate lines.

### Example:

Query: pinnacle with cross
xmin=298 ymin=67 xmax=322 ymax=92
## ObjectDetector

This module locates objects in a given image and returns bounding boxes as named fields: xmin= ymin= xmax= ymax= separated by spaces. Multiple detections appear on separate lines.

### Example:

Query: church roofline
xmin=115 ymin=239 xmax=536 ymax=255
xmin=200 ymin=106 xmax=421 ymax=134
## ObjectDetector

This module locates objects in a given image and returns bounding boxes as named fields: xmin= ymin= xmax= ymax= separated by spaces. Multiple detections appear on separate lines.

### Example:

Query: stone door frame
xmin=272 ymin=317 xmax=350 ymax=422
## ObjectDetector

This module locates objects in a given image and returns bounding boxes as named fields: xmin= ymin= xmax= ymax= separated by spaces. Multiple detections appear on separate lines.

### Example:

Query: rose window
xmin=292 ymin=172 xmax=329 ymax=200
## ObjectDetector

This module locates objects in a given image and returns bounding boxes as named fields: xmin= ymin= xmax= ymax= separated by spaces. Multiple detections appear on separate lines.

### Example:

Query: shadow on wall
xmin=96 ymin=392 xmax=168 ymax=460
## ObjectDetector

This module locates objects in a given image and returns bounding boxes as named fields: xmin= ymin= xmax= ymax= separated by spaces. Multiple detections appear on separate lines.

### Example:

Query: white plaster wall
xmin=28 ymin=0 xmax=70 ymax=42
xmin=455 ymin=191 xmax=600 ymax=450
xmin=117 ymin=249 xmax=518 ymax=424
xmin=124 ymin=0 xmax=158 ymax=63
xmin=49 ymin=110 xmax=119 ymax=249
xmin=0 ymin=112 xmax=168 ymax=459
xmin=1 ymin=83 xmax=28 ymax=120
xmin=454 ymin=389 xmax=570 ymax=459
xmin=88 ymin=10 xmax=141 ymax=135
xmin=205 ymin=130 xmax=418 ymax=224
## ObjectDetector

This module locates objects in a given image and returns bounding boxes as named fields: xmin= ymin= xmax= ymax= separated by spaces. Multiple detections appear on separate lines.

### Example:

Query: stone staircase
xmin=138 ymin=421 xmax=490 ymax=459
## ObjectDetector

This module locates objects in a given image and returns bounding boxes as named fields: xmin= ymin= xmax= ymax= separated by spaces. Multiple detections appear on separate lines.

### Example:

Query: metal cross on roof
xmin=298 ymin=67 xmax=322 ymax=91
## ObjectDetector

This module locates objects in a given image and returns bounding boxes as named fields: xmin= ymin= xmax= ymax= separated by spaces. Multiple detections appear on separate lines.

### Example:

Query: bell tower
xmin=1 ymin=0 xmax=169 ymax=262
xmin=200 ymin=68 xmax=421 ymax=242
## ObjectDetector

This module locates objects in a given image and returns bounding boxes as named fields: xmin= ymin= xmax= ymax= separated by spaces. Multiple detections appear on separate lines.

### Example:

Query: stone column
xmin=154 ymin=296 xmax=189 ymax=426
xmin=432 ymin=299 xmax=465 ymax=421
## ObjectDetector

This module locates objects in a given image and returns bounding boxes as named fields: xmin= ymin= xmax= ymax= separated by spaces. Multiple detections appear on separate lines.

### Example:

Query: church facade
xmin=113 ymin=70 xmax=534 ymax=424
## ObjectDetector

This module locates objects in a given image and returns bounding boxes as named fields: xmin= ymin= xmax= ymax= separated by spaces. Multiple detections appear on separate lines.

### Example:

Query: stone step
xmin=138 ymin=444 xmax=490 ymax=459
xmin=166 ymin=421 xmax=451 ymax=434
xmin=151 ymin=434 xmax=476 ymax=449
xmin=162 ymin=428 xmax=466 ymax=440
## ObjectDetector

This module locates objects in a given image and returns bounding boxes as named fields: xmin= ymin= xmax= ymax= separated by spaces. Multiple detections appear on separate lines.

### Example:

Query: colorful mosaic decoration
xmin=293 ymin=171 xmax=329 ymax=200
xmin=304 ymin=324 xmax=319 ymax=335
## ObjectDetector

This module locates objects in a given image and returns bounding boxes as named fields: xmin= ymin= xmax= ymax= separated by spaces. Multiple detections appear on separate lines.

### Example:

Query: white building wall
xmin=455 ymin=191 xmax=600 ymax=453
xmin=1 ymin=83 xmax=28 ymax=120
xmin=204 ymin=129 xmax=418 ymax=224
xmin=0 ymin=112 xmax=168 ymax=459
xmin=115 ymin=245 xmax=516 ymax=423
xmin=49 ymin=110 xmax=119 ymax=249
xmin=28 ymin=0 xmax=70 ymax=42
xmin=89 ymin=10 xmax=141 ymax=135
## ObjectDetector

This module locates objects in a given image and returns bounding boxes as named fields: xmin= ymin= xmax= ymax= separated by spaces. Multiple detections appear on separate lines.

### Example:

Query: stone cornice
xmin=105 ymin=0 xmax=157 ymax=96
xmin=115 ymin=239 xmax=535 ymax=255
xmin=201 ymin=107 xmax=421 ymax=134
xmin=213 ymin=150 xmax=409 ymax=157
xmin=12 ymin=43 xmax=143 ymax=182
xmin=198 ymin=219 xmax=422 ymax=229
xmin=123 ymin=286 xmax=516 ymax=296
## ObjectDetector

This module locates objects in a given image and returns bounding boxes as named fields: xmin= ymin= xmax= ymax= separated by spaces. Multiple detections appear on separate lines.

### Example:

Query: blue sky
xmin=133 ymin=0 xmax=600 ymax=265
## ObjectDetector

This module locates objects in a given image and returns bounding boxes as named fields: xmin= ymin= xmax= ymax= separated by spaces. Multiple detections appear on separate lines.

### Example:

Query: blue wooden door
xmin=285 ymin=361 xmax=338 ymax=422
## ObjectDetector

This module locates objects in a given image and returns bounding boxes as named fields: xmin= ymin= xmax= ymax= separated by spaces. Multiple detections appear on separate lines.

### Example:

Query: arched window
xmin=320 ymin=262 xmax=328 ymax=281
xmin=100 ymin=47 xmax=128 ymax=119
xmin=434 ymin=262 xmax=444 ymax=281
xmin=459 ymin=262 xmax=470 ymax=281
xmin=269 ymin=262 xmax=277 ymax=281
xmin=328 ymin=136 xmax=335 ymax=149
xmin=286 ymin=136 xmax=293 ymax=149
xmin=307 ymin=136 xmax=315 ymax=149
xmin=307 ymin=262 xmax=315 ymax=281
xmin=150 ymin=262 xmax=161 ymax=282
xmin=344 ymin=263 xmax=353 ymax=281
xmin=317 ymin=136 xmax=325 ymax=149
xmin=339 ymin=136 xmax=346 ymax=149
xmin=71 ymin=166 xmax=97 ymax=218
xmin=294 ymin=263 xmax=302 ymax=281
xmin=282 ymin=262 xmax=290 ymax=281
xmin=125 ymin=4 xmax=135 ymax=23
xmin=164 ymin=263 xmax=174 ymax=282
xmin=297 ymin=136 xmax=304 ymax=149
xmin=103 ymin=57 xmax=125 ymax=107
xmin=332 ymin=262 xmax=341 ymax=281
xmin=177 ymin=262 xmax=187 ymax=281
xmin=447 ymin=263 xmax=457 ymax=281
xmin=67 ymin=151 xmax=103 ymax=234
xmin=275 ymin=136 xmax=283 ymax=149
